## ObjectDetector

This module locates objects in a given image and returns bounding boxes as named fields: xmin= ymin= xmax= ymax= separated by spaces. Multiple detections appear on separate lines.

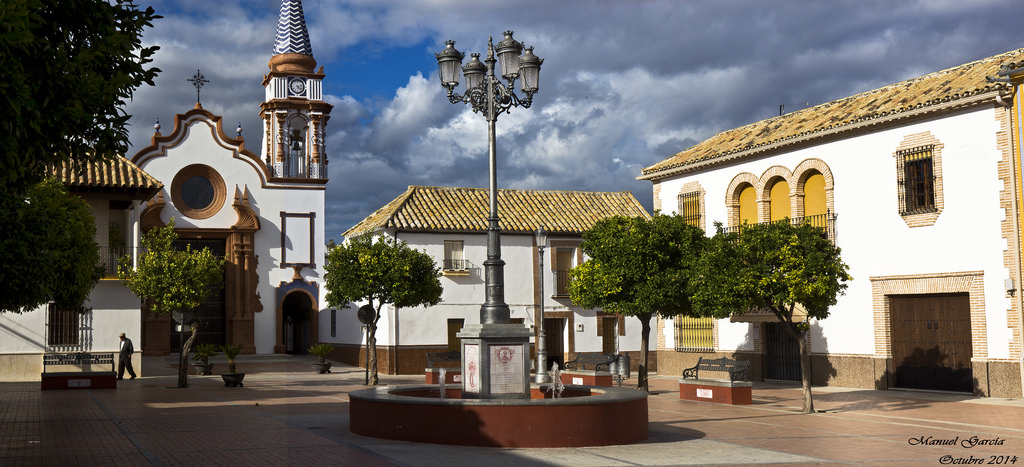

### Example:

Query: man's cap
xmin=119 ymin=332 xmax=125 ymax=338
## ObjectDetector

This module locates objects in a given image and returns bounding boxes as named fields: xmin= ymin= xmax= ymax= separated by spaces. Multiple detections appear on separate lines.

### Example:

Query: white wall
xmin=657 ymin=107 xmax=1012 ymax=357
xmin=319 ymin=230 xmax=644 ymax=354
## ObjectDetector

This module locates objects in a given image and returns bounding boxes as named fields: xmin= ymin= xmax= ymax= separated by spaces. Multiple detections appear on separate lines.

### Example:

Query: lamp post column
xmin=534 ymin=229 xmax=550 ymax=384
xmin=480 ymin=43 xmax=509 ymax=324
xmin=436 ymin=31 xmax=543 ymax=399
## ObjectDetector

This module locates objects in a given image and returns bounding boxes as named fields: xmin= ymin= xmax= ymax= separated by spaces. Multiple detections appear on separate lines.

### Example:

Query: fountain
xmin=438 ymin=368 xmax=446 ymax=399
xmin=349 ymin=360 xmax=646 ymax=447
xmin=547 ymin=363 xmax=564 ymax=398
xmin=348 ymin=32 xmax=648 ymax=448
xmin=349 ymin=382 xmax=646 ymax=448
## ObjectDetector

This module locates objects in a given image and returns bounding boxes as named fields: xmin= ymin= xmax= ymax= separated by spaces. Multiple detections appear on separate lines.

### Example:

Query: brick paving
xmin=2 ymin=355 xmax=1023 ymax=466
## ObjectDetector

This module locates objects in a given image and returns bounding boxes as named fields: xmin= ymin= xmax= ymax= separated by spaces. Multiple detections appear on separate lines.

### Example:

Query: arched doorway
xmin=282 ymin=291 xmax=313 ymax=354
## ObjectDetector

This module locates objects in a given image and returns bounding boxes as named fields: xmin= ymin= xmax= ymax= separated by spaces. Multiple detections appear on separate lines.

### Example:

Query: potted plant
xmin=308 ymin=343 xmax=335 ymax=374
xmin=191 ymin=343 xmax=219 ymax=375
xmin=220 ymin=343 xmax=245 ymax=387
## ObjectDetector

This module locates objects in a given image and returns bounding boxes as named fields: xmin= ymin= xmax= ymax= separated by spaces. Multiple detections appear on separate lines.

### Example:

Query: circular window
xmin=171 ymin=164 xmax=226 ymax=219
xmin=180 ymin=176 xmax=215 ymax=210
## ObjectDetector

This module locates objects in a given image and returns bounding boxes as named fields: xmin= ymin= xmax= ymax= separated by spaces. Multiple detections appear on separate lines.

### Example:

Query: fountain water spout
xmin=547 ymin=363 xmax=564 ymax=398
xmin=438 ymin=368 xmax=446 ymax=399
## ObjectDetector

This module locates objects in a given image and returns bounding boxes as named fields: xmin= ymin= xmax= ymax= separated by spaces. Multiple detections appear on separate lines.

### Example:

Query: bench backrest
xmin=43 ymin=352 xmax=115 ymax=373
xmin=426 ymin=351 xmax=461 ymax=368
xmin=685 ymin=356 xmax=750 ymax=381
xmin=564 ymin=353 xmax=617 ymax=370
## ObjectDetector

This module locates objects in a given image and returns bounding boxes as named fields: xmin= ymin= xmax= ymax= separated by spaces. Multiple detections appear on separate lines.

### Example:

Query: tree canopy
xmin=118 ymin=218 xmax=224 ymax=388
xmin=0 ymin=177 xmax=103 ymax=313
xmin=325 ymin=235 xmax=443 ymax=385
xmin=0 ymin=0 xmax=160 ymax=193
xmin=118 ymin=219 xmax=225 ymax=315
xmin=0 ymin=0 xmax=159 ymax=314
xmin=569 ymin=214 xmax=707 ymax=391
xmin=692 ymin=221 xmax=851 ymax=413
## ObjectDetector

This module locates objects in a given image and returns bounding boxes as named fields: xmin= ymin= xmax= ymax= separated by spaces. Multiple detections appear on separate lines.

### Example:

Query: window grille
xmin=443 ymin=240 xmax=467 ymax=270
xmin=678 ymin=191 xmax=701 ymax=227
xmin=674 ymin=316 xmax=714 ymax=352
xmin=897 ymin=145 xmax=936 ymax=215
xmin=47 ymin=304 xmax=81 ymax=347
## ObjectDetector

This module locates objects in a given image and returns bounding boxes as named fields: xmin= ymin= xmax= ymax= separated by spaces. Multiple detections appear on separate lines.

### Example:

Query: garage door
xmin=889 ymin=293 xmax=972 ymax=393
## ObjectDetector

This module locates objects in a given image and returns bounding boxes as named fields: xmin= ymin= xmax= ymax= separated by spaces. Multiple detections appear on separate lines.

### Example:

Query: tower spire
xmin=274 ymin=0 xmax=312 ymax=56
xmin=269 ymin=0 xmax=315 ymax=74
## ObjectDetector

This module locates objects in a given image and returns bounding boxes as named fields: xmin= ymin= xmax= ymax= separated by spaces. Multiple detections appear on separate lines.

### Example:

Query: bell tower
xmin=261 ymin=0 xmax=332 ymax=180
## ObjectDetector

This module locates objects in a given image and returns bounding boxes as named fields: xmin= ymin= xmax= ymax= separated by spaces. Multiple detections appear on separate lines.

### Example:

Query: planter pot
xmin=313 ymin=362 xmax=332 ymax=374
xmin=194 ymin=363 xmax=214 ymax=375
xmin=221 ymin=373 xmax=245 ymax=387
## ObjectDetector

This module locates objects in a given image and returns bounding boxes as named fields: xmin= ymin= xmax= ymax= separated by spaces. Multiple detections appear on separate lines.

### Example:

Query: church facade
xmin=130 ymin=0 xmax=331 ymax=356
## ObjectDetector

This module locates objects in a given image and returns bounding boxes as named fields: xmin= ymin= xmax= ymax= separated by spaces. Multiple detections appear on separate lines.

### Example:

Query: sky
xmin=124 ymin=0 xmax=1024 ymax=242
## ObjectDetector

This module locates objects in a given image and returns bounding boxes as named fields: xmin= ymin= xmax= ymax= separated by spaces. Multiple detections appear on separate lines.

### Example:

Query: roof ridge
xmin=641 ymin=47 xmax=1023 ymax=178
xmin=344 ymin=185 xmax=650 ymax=238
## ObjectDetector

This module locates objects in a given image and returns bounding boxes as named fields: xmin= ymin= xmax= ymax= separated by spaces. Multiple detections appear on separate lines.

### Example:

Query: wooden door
xmin=447 ymin=319 xmax=464 ymax=352
xmin=601 ymin=317 xmax=617 ymax=354
xmin=889 ymin=293 xmax=972 ymax=393
xmin=169 ymin=239 xmax=225 ymax=352
xmin=764 ymin=322 xmax=801 ymax=381
xmin=544 ymin=318 xmax=565 ymax=370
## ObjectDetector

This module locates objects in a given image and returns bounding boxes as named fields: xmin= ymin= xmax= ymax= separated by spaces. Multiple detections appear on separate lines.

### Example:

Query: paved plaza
xmin=2 ymin=355 xmax=1023 ymax=466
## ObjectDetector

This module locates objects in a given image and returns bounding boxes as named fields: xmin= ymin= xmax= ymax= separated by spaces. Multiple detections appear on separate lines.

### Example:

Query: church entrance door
xmin=282 ymin=291 xmax=313 ymax=354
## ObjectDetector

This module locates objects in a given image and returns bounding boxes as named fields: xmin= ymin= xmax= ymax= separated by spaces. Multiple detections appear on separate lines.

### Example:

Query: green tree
xmin=118 ymin=218 xmax=224 ymax=388
xmin=0 ymin=0 xmax=159 ymax=314
xmin=324 ymin=235 xmax=443 ymax=385
xmin=568 ymin=214 xmax=707 ymax=392
xmin=0 ymin=0 xmax=160 ymax=193
xmin=692 ymin=221 xmax=851 ymax=413
xmin=0 ymin=177 xmax=103 ymax=313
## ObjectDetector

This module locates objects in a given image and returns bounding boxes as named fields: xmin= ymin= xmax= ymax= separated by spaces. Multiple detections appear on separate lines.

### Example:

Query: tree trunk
xmin=637 ymin=313 xmax=652 ymax=392
xmin=178 ymin=324 xmax=197 ymax=388
xmin=777 ymin=318 xmax=814 ymax=413
xmin=797 ymin=328 xmax=814 ymax=413
xmin=368 ymin=322 xmax=379 ymax=386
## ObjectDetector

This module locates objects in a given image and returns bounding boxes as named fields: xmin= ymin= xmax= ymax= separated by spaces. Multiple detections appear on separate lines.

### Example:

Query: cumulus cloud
xmin=125 ymin=0 xmax=1024 ymax=241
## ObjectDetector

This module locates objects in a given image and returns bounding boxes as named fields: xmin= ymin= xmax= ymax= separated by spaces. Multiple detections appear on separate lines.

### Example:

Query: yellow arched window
xmin=738 ymin=184 xmax=756 ymax=224
xmin=803 ymin=173 xmax=826 ymax=217
xmin=769 ymin=179 xmax=790 ymax=221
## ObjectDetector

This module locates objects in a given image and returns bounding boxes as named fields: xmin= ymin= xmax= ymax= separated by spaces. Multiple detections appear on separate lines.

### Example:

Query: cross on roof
xmin=187 ymin=69 xmax=210 ymax=104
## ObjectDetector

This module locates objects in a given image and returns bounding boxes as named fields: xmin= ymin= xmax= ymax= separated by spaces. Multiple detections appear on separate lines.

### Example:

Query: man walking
xmin=118 ymin=332 xmax=137 ymax=380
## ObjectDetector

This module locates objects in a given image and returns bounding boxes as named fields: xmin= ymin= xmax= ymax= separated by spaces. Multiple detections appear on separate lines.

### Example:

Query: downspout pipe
xmin=1013 ymin=88 xmax=1024 ymax=399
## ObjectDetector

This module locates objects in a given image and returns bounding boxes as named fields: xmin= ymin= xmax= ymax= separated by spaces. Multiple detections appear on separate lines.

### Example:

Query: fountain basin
xmin=349 ymin=385 xmax=647 ymax=447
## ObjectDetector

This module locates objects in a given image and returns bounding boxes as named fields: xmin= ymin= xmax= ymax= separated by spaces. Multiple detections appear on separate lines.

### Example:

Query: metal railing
xmin=443 ymin=258 xmax=470 ymax=271
xmin=98 ymin=246 xmax=132 ymax=277
xmin=722 ymin=211 xmax=837 ymax=242
xmin=553 ymin=269 xmax=570 ymax=297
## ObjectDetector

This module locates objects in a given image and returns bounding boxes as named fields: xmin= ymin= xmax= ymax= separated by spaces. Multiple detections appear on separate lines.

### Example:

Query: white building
xmin=640 ymin=48 xmax=1024 ymax=397
xmin=130 ymin=0 xmax=331 ymax=356
xmin=0 ymin=157 xmax=161 ymax=380
xmin=330 ymin=186 xmax=651 ymax=374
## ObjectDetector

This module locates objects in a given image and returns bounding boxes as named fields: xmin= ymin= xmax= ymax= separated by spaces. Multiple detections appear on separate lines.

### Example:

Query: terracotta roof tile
xmin=53 ymin=155 xmax=163 ymax=198
xmin=344 ymin=186 xmax=650 ymax=237
xmin=641 ymin=48 xmax=1024 ymax=179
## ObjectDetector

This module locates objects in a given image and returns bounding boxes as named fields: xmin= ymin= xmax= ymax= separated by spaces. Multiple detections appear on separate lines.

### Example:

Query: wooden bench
xmin=425 ymin=351 xmax=462 ymax=384
xmin=679 ymin=357 xmax=752 ymax=405
xmin=561 ymin=353 xmax=617 ymax=387
xmin=41 ymin=352 xmax=117 ymax=390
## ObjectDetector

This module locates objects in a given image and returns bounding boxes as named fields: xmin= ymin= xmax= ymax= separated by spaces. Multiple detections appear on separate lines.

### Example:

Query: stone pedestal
xmin=679 ymin=378 xmax=753 ymax=405
xmin=458 ymin=324 xmax=533 ymax=399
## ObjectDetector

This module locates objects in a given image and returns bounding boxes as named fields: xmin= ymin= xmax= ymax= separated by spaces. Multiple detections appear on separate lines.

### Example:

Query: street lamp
xmin=436 ymin=31 xmax=543 ymax=325
xmin=534 ymin=226 xmax=551 ymax=383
